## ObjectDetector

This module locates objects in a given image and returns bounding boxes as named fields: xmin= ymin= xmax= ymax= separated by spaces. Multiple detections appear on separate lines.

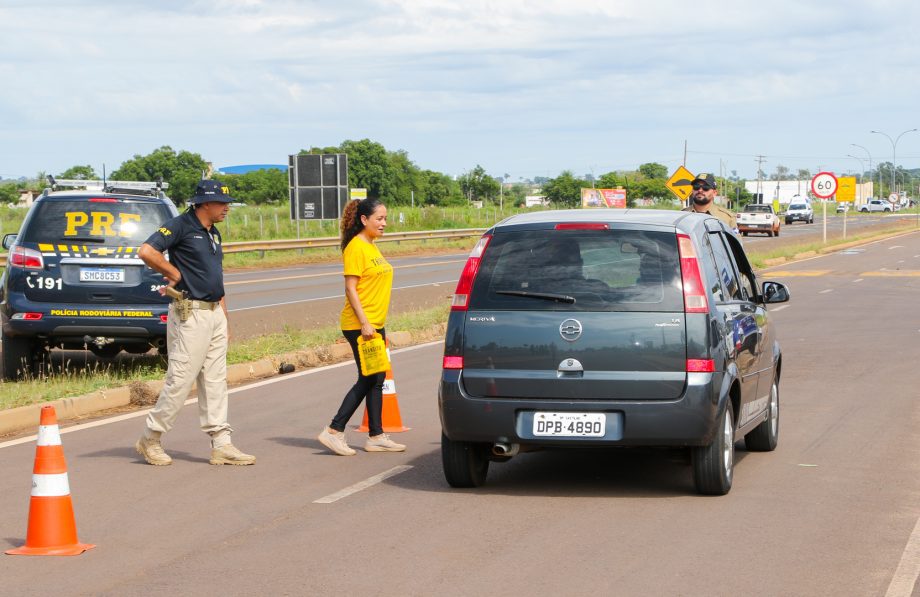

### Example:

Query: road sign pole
xmin=823 ymin=198 xmax=827 ymax=244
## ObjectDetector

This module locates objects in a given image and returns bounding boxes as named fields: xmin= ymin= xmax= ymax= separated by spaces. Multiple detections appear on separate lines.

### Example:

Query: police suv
xmin=0 ymin=179 xmax=178 ymax=380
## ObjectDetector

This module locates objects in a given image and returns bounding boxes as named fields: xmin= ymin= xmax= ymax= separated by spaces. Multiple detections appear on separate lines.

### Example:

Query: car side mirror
xmin=2 ymin=233 xmax=17 ymax=250
xmin=761 ymin=281 xmax=790 ymax=304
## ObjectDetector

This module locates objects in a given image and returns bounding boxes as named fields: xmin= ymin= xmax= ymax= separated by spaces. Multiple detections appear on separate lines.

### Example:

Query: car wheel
xmin=785 ymin=219 xmax=791 ymax=225
xmin=441 ymin=433 xmax=490 ymax=488
xmin=809 ymin=217 xmax=814 ymax=224
xmin=774 ymin=227 xmax=780 ymax=237
xmin=2 ymin=333 xmax=36 ymax=381
xmin=745 ymin=375 xmax=779 ymax=451
xmin=768 ymin=229 xmax=774 ymax=237
xmin=692 ymin=402 xmax=735 ymax=495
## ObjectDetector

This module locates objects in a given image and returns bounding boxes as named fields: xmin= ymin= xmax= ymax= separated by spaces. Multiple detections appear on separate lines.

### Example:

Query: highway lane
xmin=0 ymin=233 xmax=919 ymax=594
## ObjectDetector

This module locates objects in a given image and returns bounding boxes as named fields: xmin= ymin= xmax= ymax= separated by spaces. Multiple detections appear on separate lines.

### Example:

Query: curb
xmin=0 ymin=325 xmax=445 ymax=438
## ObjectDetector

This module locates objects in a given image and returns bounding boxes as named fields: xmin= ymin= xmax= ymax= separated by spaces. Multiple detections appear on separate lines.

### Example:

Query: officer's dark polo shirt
xmin=144 ymin=209 xmax=225 ymax=302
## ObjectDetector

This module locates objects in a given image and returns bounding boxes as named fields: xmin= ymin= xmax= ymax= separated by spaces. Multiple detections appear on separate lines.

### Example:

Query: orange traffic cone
xmin=356 ymin=342 xmax=409 ymax=433
xmin=6 ymin=405 xmax=95 ymax=556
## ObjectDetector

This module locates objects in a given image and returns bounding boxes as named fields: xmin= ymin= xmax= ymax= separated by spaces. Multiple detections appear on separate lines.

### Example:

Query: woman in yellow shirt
xmin=318 ymin=198 xmax=406 ymax=455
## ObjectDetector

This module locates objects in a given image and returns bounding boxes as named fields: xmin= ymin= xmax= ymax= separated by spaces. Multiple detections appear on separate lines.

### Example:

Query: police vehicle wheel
xmin=692 ymin=402 xmax=735 ymax=495
xmin=441 ymin=433 xmax=489 ymax=488
xmin=745 ymin=375 xmax=779 ymax=452
xmin=1 ymin=333 xmax=36 ymax=381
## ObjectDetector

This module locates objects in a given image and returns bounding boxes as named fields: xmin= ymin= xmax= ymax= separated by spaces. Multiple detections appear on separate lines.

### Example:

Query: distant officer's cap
xmin=691 ymin=173 xmax=717 ymax=190
xmin=189 ymin=180 xmax=235 ymax=205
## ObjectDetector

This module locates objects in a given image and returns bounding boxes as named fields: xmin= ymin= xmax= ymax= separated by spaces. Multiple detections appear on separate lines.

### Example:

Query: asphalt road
xmin=0 ymin=232 xmax=919 ymax=595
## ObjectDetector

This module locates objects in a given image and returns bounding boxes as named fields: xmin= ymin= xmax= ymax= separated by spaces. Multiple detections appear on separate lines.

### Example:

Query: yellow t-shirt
xmin=339 ymin=236 xmax=394 ymax=330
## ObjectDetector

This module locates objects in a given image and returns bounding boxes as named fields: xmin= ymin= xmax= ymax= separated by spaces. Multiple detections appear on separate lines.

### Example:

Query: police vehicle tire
xmin=745 ymin=375 xmax=779 ymax=452
xmin=441 ymin=433 xmax=489 ymax=488
xmin=692 ymin=402 xmax=735 ymax=495
xmin=1 ymin=333 xmax=35 ymax=381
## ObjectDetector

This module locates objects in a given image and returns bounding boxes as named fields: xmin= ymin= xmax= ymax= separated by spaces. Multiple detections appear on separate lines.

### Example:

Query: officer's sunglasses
xmin=691 ymin=183 xmax=713 ymax=191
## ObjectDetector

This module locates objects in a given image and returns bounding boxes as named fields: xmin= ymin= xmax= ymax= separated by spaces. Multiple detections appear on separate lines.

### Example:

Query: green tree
xmin=457 ymin=165 xmax=500 ymax=202
xmin=58 ymin=165 xmax=97 ymax=180
xmin=596 ymin=171 xmax=622 ymax=188
xmin=541 ymin=171 xmax=586 ymax=207
xmin=638 ymin=162 xmax=668 ymax=179
xmin=212 ymin=168 xmax=288 ymax=204
xmin=418 ymin=169 xmax=461 ymax=205
xmin=110 ymin=146 xmax=208 ymax=203
xmin=0 ymin=183 xmax=19 ymax=204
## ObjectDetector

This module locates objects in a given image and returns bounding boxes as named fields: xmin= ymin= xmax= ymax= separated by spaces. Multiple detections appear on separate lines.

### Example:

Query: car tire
xmin=441 ymin=433 xmax=490 ymax=488
xmin=745 ymin=375 xmax=779 ymax=451
xmin=774 ymin=227 xmax=780 ymax=237
xmin=809 ymin=217 xmax=814 ymax=224
xmin=692 ymin=402 xmax=735 ymax=495
xmin=2 ymin=333 xmax=36 ymax=381
xmin=785 ymin=218 xmax=791 ymax=225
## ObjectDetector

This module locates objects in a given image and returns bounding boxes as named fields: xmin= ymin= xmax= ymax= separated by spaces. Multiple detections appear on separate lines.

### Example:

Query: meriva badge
xmin=559 ymin=319 xmax=583 ymax=342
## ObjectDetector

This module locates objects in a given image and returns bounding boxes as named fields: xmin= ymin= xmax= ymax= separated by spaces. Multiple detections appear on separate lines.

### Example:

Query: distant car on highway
xmin=836 ymin=203 xmax=850 ymax=213
xmin=859 ymin=199 xmax=892 ymax=213
xmin=738 ymin=204 xmax=781 ymax=237
xmin=439 ymin=209 xmax=790 ymax=495
xmin=785 ymin=202 xmax=814 ymax=225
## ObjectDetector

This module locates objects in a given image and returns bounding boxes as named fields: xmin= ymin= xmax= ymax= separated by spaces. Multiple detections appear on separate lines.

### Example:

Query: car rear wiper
xmin=495 ymin=290 xmax=576 ymax=304
xmin=61 ymin=236 xmax=106 ymax=243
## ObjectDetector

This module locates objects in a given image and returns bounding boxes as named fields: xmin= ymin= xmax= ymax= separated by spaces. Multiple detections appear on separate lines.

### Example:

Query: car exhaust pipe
xmin=83 ymin=335 xmax=114 ymax=349
xmin=492 ymin=442 xmax=519 ymax=457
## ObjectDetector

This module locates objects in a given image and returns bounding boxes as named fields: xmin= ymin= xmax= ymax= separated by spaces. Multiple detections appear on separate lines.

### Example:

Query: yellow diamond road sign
xmin=666 ymin=166 xmax=696 ymax=201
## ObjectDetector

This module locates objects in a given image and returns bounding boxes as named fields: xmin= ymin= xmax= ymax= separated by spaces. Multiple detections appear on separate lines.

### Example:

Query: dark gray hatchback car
xmin=439 ymin=209 xmax=790 ymax=495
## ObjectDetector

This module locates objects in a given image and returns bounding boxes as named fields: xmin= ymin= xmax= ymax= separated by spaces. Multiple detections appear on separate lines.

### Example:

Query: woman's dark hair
xmin=340 ymin=198 xmax=384 ymax=251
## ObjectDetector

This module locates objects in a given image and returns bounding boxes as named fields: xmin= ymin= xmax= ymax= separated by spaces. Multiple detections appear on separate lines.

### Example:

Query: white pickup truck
xmin=737 ymin=204 xmax=781 ymax=237
xmin=859 ymin=199 xmax=893 ymax=213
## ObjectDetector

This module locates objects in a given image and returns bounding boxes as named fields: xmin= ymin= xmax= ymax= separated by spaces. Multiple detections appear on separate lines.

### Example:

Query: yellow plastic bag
xmin=357 ymin=333 xmax=390 ymax=376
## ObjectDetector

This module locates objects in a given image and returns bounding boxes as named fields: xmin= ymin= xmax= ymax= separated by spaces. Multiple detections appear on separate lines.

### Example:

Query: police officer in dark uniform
xmin=134 ymin=180 xmax=255 ymax=466
xmin=682 ymin=173 xmax=738 ymax=233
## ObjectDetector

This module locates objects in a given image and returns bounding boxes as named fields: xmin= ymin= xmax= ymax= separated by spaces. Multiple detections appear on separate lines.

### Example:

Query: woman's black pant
xmin=330 ymin=328 xmax=386 ymax=436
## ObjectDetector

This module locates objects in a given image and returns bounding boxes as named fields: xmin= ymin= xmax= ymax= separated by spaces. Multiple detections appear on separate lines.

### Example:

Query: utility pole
xmin=683 ymin=140 xmax=687 ymax=166
xmin=754 ymin=155 xmax=767 ymax=204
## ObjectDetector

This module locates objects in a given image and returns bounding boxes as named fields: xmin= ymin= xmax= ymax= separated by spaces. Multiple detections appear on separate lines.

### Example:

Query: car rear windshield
xmin=744 ymin=205 xmax=771 ymax=213
xmin=469 ymin=229 xmax=684 ymax=312
xmin=789 ymin=204 xmax=807 ymax=210
xmin=20 ymin=199 xmax=173 ymax=245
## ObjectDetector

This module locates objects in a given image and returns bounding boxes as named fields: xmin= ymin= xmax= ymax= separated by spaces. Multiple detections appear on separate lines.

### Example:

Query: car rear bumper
xmin=439 ymin=370 xmax=722 ymax=447
xmin=738 ymin=223 xmax=776 ymax=232
xmin=1 ymin=296 xmax=167 ymax=340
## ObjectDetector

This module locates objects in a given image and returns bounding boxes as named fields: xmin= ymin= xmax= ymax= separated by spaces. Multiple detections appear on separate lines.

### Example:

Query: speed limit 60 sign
xmin=811 ymin=172 xmax=838 ymax=198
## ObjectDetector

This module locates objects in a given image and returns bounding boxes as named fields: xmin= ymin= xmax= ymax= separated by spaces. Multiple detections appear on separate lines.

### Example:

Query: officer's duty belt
xmin=181 ymin=299 xmax=219 ymax=310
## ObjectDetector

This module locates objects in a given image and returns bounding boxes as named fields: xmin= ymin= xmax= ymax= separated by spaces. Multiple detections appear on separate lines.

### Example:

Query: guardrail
xmin=0 ymin=228 xmax=487 ymax=266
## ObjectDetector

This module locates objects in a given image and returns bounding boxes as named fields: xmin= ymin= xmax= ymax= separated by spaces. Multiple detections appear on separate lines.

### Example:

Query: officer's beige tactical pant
xmin=144 ymin=302 xmax=233 ymax=447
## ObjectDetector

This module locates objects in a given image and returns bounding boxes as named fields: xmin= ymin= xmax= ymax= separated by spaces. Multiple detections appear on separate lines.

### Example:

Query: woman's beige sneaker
xmin=364 ymin=434 xmax=406 ymax=452
xmin=318 ymin=427 xmax=357 ymax=456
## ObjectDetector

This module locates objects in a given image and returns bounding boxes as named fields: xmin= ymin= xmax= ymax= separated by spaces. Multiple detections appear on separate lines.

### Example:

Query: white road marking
xmin=228 ymin=280 xmax=457 ymax=312
xmin=819 ymin=289 xmax=834 ymax=294
xmin=885 ymin=515 xmax=920 ymax=597
xmin=889 ymin=246 xmax=904 ymax=250
xmin=770 ymin=305 xmax=790 ymax=312
xmin=0 ymin=341 xmax=445 ymax=450
xmin=854 ymin=279 xmax=864 ymax=283
xmin=313 ymin=465 xmax=414 ymax=504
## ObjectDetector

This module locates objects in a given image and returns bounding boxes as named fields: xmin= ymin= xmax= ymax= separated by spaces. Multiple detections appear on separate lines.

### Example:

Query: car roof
xmin=36 ymin=191 xmax=172 ymax=203
xmin=490 ymin=208 xmax=709 ymax=232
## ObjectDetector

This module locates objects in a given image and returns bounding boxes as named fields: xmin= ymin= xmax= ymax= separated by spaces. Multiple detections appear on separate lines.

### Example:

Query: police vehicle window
xmin=470 ymin=230 xmax=684 ymax=312
xmin=699 ymin=234 xmax=726 ymax=303
xmin=20 ymin=200 xmax=173 ymax=245
xmin=707 ymin=231 xmax=743 ymax=301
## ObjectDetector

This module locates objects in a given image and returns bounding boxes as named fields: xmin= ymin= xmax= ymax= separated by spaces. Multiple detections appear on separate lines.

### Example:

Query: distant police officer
xmin=134 ymin=180 xmax=255 ymax=466
xmin=682 ymin=173 xmax=738 ymax=233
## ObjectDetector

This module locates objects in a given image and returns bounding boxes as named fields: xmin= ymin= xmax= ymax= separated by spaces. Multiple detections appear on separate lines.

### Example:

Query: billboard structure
xmin=288 ymin=153 xmax=349 ymax=220
xmin=581 ymin=187 xmax=627 ymax=208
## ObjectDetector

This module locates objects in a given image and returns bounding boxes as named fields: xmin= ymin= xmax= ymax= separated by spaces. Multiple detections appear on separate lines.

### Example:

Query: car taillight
xmin=687 ymin=358 xmax=715 ymax=372
xmin=11 ymin=312 xmax=43 ymax=320
xmin=443 ymin=356 xmax=463 ymax=369
xmin=451 ymin=235 xmax=491 ymax=311
xmin=9 ymin=246 xmax=44 ymax=270
xmin=160 ymin=314 xmax=169 ymax=323
xmin=677 ymin=233 xmax=708 ymax=313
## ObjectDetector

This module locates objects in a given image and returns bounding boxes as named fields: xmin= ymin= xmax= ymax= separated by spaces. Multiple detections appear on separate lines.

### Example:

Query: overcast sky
xmin=2 ymin=0 xmax=919 ymax=183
